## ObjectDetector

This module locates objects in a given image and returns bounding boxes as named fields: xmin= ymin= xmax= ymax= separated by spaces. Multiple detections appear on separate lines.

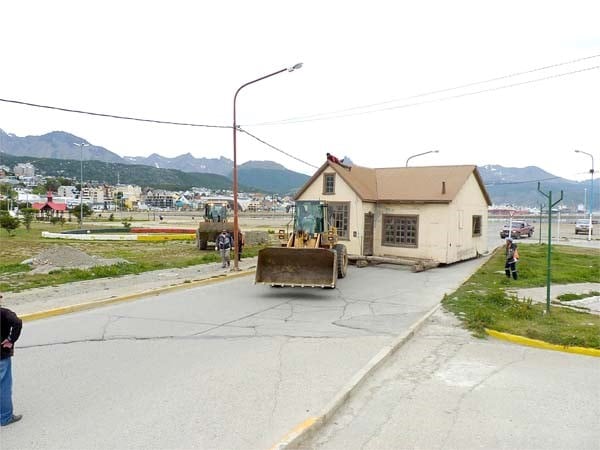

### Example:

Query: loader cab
xmin=204 ymin=201 xmax=228 ymax=223
xmin=295 ymin=201 xmax=326 ymax=235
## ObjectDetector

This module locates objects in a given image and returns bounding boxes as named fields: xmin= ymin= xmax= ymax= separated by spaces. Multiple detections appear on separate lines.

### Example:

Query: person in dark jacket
xmin=216 ymin=229 xmax=233 ymax=268
xmin=504 ymin=238 xmax=519 ymax=280
xmin=1 ymin=297 xmax=23 ymax=427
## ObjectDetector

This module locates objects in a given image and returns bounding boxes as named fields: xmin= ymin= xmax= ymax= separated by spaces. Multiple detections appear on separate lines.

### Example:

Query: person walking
xmin=1 ymin=296 xmax=23 ymax=427
xmin=504 ymin=237 xmax=519 ymax=280
xmin=216 ymin=229 xmax=233 ymax=268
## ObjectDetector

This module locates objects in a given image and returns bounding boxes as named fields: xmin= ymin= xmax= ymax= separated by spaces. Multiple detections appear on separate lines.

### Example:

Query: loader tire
xmin=335 ymin=244 xmax=348 ymax=279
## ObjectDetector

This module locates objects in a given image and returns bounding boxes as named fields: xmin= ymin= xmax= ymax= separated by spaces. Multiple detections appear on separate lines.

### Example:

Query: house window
xmin=382 ymin=214 xmax=418 ymax=247
xmin=472 ymin=215 xmax=482 ymax=236
xmin=323 ymin=173 xmax=335 ymax=194
xmin=328 ymin=202 xmax=349 ymax=239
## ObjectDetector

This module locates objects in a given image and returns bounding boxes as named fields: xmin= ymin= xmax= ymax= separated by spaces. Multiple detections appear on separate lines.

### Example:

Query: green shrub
xmin=121 ymin=216 xmax=132 ymax=229
xmin=507 ymin=296 xmax=536 ymax=320
xmin=466 ymin=306 xmax=494 ymax=335
xmin=21 ymin=208 xmax=35 ymax=231
xmin=557 ymin=291 xmax=600 ymax=301
xmin=484 ymin=289 xmax=511 ymax=307
xmin=0 ymin=213 xmax=20 ymax=236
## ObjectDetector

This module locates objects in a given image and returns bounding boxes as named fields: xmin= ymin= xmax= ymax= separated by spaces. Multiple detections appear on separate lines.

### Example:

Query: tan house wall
xmin=373 ymin=203 xmax=446 ymax=261
xmin=373 ymin=174 xmax=488 ymax=263
xmin=444 ymin=174 xmax=489 ymax=262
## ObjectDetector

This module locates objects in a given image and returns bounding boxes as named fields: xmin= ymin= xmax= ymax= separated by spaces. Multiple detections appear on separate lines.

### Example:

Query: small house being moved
xmin=294 ymin=161 xmax=491 ymax=264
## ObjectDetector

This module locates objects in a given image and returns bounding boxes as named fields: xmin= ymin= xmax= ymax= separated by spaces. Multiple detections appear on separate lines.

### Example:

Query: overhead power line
xmin=0 ymin=97 xmax=316 ymax=169
xmin=237 ymin=128 xmax=319 ymax=169
xmin=244 ymin=54 xmax=600 ymax=127
xmin=3 ymin=53 xmax=598 ymax=132
xmin=0 ymin=98 xmax=230 ymax=129
xmin=485 ymin=176 xmax=563 ymax=186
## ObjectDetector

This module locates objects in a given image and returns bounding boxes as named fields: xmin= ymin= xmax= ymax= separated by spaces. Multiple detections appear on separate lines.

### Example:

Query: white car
xmin=575 ymin=219 xmax=593 ymax=235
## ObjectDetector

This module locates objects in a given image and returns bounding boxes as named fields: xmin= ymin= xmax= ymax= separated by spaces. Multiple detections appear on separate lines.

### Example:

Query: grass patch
xmin=0 ymin=221 xmax=265 ymax=292
xmin=443 ymin=244 xmax=600 ymax=348
xmin=557 ymin=291 xmax=600 ymax=301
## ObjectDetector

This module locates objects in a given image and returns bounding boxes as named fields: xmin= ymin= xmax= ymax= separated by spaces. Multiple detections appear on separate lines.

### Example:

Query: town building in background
xmin=31 ymin=192 xmax=68 ymax=221
xmin=13 ymin=163 xmax=35 ymax=177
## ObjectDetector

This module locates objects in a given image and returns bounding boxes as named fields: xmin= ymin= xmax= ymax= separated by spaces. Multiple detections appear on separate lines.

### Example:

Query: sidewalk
xmin=3 ymin=257 xmax=258 ymax=317
xmin=511 ymin=282 xmax=600 ymax=314
xmin=295 ymin=308 xmax=600 ymax=450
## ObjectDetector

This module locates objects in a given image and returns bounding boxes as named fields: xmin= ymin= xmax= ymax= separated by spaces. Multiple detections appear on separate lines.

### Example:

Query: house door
xmin=363 ymin=213 xmax=374 ymax=256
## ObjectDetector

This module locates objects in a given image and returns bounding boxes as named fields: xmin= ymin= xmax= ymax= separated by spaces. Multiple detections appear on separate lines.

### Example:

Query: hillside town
xmin=2 ymin=161 xmax=593 ymax=225
xmin=0 ymin=162 xmax=294 ymax=219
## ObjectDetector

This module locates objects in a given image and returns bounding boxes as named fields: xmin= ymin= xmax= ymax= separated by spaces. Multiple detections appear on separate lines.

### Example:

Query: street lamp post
xmin=405 ymin=150 xmax=439 ymax=167
xmin=574 ymin=149 xmax=595 ymax=241
xmin=74 ymin=142 xmax=90 ymax=228
xmin=232 ymin=63 xmax=303 ymax=270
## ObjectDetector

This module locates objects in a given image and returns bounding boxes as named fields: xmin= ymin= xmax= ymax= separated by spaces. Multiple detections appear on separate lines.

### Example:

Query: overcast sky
xmin=1 ymin=1 xmax=598 ymax=180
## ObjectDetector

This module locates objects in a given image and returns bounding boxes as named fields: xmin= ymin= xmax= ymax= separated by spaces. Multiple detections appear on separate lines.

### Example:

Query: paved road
xmin=297 ymin=309 xmax=600 ymax=450
xmin=2 ymin=258 xmax=487 ymax=450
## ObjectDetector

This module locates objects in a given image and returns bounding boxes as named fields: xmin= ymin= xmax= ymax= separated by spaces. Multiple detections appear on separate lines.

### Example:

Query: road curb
xmin=271 ymin=303 xmax=441 ymax=450
xmin=21 ymin=269 xmax=255 ymax=322
xmin=485 ymin=328 xmax=600 ymax=357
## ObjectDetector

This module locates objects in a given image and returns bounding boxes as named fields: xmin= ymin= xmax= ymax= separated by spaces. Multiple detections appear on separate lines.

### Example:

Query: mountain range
xmin=1 ymin=129 xmax=597 ymax=207
xmin=0 ymin=129 xmax=309 ymax=193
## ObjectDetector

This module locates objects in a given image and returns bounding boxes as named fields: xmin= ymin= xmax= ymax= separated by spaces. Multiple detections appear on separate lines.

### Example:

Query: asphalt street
xmin=2 ymin=257 xmax=487 ymax=450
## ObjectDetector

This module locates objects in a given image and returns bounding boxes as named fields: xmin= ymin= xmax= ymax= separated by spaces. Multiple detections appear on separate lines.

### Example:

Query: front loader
xmin=196 ymin=201 xmax=234 ymax=250
xmin=255 ymin=201 xmax=348 ymax=288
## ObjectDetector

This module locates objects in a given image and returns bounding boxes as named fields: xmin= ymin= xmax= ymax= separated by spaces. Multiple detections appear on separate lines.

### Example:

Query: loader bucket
xmin=255 ymin=247 xmax=338 ymax=288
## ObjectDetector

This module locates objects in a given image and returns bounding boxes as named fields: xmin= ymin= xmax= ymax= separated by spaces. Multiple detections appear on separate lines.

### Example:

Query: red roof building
xmin=32 ymin=192 xmax=68 ymax=219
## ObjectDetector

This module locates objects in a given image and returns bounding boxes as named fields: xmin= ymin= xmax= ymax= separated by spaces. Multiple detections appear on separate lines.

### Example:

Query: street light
xmin=232 ymin=63 xmax=303 ymax=270
xmin=405 ymin=150 xmax=439 ymax=167
xmin=574 ymin=149 xmax=595 ymax=241
xmin=74 ymin=142 xmax=90 ymax=228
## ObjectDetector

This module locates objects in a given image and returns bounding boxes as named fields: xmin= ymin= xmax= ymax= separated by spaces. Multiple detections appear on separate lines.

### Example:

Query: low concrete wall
xmin=244 ymin=230 xmax=271 ymax=245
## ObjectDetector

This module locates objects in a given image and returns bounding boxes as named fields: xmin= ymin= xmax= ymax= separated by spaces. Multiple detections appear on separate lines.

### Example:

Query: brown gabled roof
xmin=294 ymin=162 xmax=492 ymax=205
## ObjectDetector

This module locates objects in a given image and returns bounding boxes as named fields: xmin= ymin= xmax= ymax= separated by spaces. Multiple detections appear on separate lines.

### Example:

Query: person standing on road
xmin=1 ymin=296 xmax=23 ymax=427
xmin=216 ymin=229 xmax=233 ymax=268
xmin=504 ymin=237 xmax=519 ymax=280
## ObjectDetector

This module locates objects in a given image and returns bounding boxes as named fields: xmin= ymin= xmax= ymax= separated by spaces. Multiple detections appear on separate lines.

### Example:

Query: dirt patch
xmin=23 ymin=245 xmax=129 ymax=275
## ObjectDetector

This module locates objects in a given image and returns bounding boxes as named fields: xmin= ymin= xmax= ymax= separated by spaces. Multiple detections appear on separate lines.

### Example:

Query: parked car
xmin=575 ymin=219 xmax=594 ymax=235
xmin=500 ymin=220 xmax=535 ymax=239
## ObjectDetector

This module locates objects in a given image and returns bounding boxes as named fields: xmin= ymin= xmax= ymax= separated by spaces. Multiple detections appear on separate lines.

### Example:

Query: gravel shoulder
xmin=3 ymin=257 xmax=258 ymax=316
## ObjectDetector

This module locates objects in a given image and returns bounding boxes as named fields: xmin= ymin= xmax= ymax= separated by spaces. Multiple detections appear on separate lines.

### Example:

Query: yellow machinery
xmin=255 ymin=201 xmax=348 ymax=288
xmin=196 ymin=201 xmax=234 ymax=250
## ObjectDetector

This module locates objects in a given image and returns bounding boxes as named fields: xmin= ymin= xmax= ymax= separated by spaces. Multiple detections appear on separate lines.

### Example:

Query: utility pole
xmin=74 ymin=142 xmax=90 ymax=228
xmin=405 ymin=150 xmax=439 ymax=167
xmin=574 ymin=150 xmax=595 ymax=241
xmin=232 ymin=62 xmax=302 ymax=271
xmin=537 ymin=182 xmax=564 ymax=314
